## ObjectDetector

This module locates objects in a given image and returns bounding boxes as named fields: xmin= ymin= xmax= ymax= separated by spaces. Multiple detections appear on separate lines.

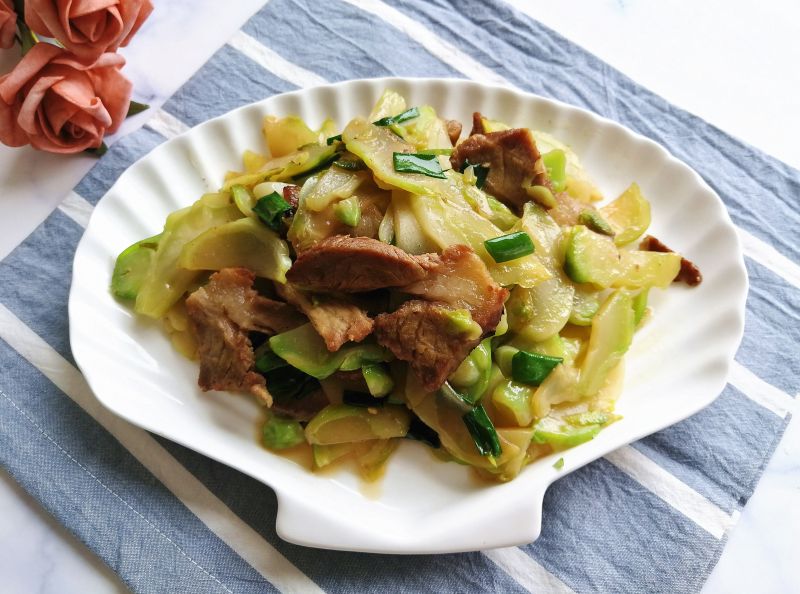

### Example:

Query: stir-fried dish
xmin=112 ymin=90 xmax=701 ymax=482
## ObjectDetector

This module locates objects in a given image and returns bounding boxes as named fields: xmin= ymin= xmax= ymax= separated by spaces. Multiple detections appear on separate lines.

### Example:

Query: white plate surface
xmin=69 ymin=78 xmax=747 ymax=553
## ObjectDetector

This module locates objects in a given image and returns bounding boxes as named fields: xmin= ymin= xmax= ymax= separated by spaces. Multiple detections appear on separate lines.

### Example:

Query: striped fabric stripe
xmin=1 ymin=0 xmax=798 ymax=592
xmin=0 ymin=303 xmax=325 ymax=594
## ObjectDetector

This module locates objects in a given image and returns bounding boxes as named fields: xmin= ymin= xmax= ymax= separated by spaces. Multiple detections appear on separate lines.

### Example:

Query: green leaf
xmin=392 ymin=152 xmax=446 ymax=179
xmin=127 ymin=100 xmax=150 ymax=117
xmin=85 ymin=141 xmax=109 ymax=157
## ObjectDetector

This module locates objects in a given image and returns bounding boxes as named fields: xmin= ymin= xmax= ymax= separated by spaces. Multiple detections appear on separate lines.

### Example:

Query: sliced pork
xmin=286 ymin=235 xmax=441 ymax=292
xmin=276 ymin=282 xmax=373 ymax=352
xmin=450 ymin=126 xmax=549 ymax=213
xmin=401 ymin=244 xmax=508 ymax=332
xmin=374 ymin=300 xmax=482 ymax=392
xmin=445 ymin=119 xmax=463 ymax=146
xmin=185 ymin=268 xmax=290 ymax=406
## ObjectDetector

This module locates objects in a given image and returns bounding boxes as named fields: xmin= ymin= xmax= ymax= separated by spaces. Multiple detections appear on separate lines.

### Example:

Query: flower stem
xmin=17 ymin=19 xmax=39 ymax=56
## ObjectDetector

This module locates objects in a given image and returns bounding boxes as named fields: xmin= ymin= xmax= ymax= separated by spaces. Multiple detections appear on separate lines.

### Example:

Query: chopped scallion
xmin=511 ymin=350 xmax=563 ymax=386
xmin=326 ymin=134 xmax=342 ymax=145
xmin=438 ymin=381 xmax=502 ymax=457
xmin=484 ymin=231 xmax=535 ymax=263
xmin=393 ymin=152 xmax=447 ymax=179
xmin=463 ymin=405 xmax=502 ymax=457
xmin=373 ymin=107 xmax=420 ymax=127
xmin=252 ymin=191 xmax=292 ymax=231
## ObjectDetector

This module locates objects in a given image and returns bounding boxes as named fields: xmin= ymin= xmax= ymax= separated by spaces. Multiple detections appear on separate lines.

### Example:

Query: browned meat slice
xmin=286 ymin=235 xmax=441 ymax=292
xmin=192 ymin=268 xmax=305 ymax=335
xmin=186 ymin=269 xmax=281 ymax=405
xmin=276 ymin=282 xmax=373 ymax=352
xmin=640 ymin=235 xmax=703 ymax=286
xmin=401 ymin=244 xmax=508 ymax=332
xmin=283 ymin=185 xmax=300 ymax=209
xmin=450 ymin=127 xmax=549 ymax=212
xmin=468 ymin=112 xmax=485 ymax=136
xmin=374 ymin=300 xmax=482 ymax=392
xmin=445 ymin=119 xmax=463 ymax=146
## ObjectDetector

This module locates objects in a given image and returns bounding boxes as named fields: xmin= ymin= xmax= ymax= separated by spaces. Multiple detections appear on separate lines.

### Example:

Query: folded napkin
xmin=1 ymin=1 xmax=797 ymax=592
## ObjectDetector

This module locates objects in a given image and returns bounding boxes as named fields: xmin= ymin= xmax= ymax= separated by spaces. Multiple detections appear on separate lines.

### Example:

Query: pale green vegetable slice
xmin=578 ymin=290 xmax=634 ymax=396
xmin=262 ymin=115 xmax=318 ymax=158
xmin=506 ymin=203 xmax=574 ymax=338
xmin=269 ymin=323 xmax=390 ymax=379
xmin=531 ymin=364 xmax=580 ymax=419
xmin=304 ymin=405 xmax=410 ymax=445
xmin=392 ymin=191 xmax=438 ymax=254
xmin=111 ymin=234 xmax=161 ymax=300
xmin=563 ymin=225 xmax=621 ymax=288
xmin=410 ymin=192 xmax=550 ymax=287
xmin=600 ymin=183 xmax=651 ymax=246
xmin=354 ymin=439 xmax=401 ymax=480
xmin=304 ymin=167 xmax=367 ymax=212
xmin=368 ymin=89 xmax=407 ymax=122
xmin=400 ymin=105 xmax=451 ymax=151
xmin=491 ymin=380 xmax=536 ymax=427
xmin=178 ymin=217 xmax=292 ymax=283
xmin=135 ymin=199 xmax=241 ymax=318
xmin=613 ymin=251 xmax=681 ymax=289
xmin=343 ymin=119 xmax=448 ymax=195
xmin=312 ymin=443 xmax=356 ymax=469
xmin=569 ymin=286 xmax=601 ymax=326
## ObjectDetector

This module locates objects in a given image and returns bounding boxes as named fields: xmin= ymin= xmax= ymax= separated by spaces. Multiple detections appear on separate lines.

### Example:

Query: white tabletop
xmin=1 ymin=1 xmax=797 ymax=592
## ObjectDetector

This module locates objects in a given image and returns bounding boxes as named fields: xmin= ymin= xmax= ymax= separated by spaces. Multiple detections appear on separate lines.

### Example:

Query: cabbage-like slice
xmin=343 ymin=118 xmax=451 ymax=196
xmin=134 ymin=197 xmax=241 ymax=318
xmin=262 ymin=115 xmax=318 ymax=158
xmin=305 ymin=405 xmax=410 ymax=445
xmin=178 ymin=217 xmax=292 ymax=283
xmin=368 ymin=89 xmax=407 ymax=122
xmin=506 ymin=203 xmax=575 ymax=337
xmin=303 ymin=166 xmax=367 ymax=212
xmin=410 ymin=192 xmax=550 ymax=288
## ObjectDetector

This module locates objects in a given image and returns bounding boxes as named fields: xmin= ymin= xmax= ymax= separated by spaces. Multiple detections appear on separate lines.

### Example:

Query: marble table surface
xmin=0 ymin=1 xmax=797 ymax=592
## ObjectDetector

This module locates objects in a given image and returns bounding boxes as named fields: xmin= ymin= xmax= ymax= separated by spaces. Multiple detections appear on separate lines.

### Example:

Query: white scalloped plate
xmin=69 ymin=78 xmax=747 ymax=553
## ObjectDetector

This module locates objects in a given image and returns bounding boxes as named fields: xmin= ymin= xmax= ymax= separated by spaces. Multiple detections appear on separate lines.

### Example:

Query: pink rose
xmin=0 ymin=0 xmax=16 ymax=50
xmin=25 ymin=0 xmax=153 ymax=61
xmin=0 ymin=43 xmax=132 ymax=153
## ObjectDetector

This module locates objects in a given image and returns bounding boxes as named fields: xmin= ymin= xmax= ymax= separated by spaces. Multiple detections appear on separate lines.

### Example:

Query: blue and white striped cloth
xmin=1 ymin=1 xmax=798 ymax=592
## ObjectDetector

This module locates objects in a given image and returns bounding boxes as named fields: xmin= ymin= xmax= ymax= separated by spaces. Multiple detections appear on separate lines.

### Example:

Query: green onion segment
xmin=484 ymin=231 xmax=535 ymax=263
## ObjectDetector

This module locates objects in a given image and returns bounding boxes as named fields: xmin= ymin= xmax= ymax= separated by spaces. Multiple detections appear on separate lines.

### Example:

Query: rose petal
xmin=0 ymin=0 xmax=16 ymax=50
xmin=0 ymin=44 xmax=64 ymax=104
xmin=45 ymin=64 xmax=113 ymax=128
xmin=0 ymin=100 xmax=29 ymax=147
xmin=119 ymin=0 xmax=153 ymax=47
xmin=42 ymin=89 xmax=82 ymax=134
xmin=70 ymin=0 xmax=118 ymax=19
xmin=18 ymin=75 xmax=65 ymax=135
xmin=87 ymin=63 xmax=131 ymax=135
